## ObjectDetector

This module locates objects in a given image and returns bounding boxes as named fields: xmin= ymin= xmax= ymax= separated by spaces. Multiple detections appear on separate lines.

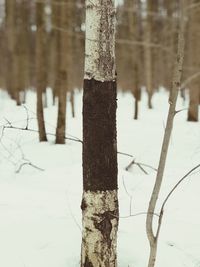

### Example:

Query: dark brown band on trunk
xmin=83 ymin=78 xmax=118 ymax=191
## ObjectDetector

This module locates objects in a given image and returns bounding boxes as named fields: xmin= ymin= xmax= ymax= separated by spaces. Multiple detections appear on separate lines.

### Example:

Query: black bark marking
xmin=94 ymin=210 xmax=118 ymax=249
xmin=83 ymin=78 xmax=118 ymax=191
xmin=84 ymin=256 xmax=93 ymax=267
xmin=81 ymin=198 xmax=87 ymax=211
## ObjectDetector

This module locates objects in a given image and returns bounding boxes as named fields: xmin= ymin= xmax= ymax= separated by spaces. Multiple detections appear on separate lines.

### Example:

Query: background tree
xmin=5 ymin=0 xmax=17 ymax=100
xmin=36 ymin=1 xmax=48 ymax=142
xmin=144 ymin=0 xmax=156 ymax=109
xmin=187 ymin=0 xmax=200 ymax=121
xmin=55 ymin=0 xmax=69 ymax=144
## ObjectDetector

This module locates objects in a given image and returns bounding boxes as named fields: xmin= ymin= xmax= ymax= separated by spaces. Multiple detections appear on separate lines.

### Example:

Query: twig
xmin=22 ymin=105 xmax=29 ymax=129
xmin=156 ymin=164 xmax=200 ymax=238
xmin=122 ymin=175 xmax=133 ymax=215
xmin=16 ymin=162 xmax=45 ymax=173
xmin=125 ymin=158 xmax=157 ymax=174
xmin=125 ymin=158 xmax=135 ymax=171
xmin=109 ymin=211 xmax=160 ymax=219
xmin=175 ymin=108 xmax=188 ymax=115
xmin=65 ymin=191 xmax=81 ymax=232
xmin=136 ymin=163 xmax=149 ymax=175
xmin=118 ymin=151 xmax=134 ymax=158
xmin=0 ymin=125 xmax=45 ymax=173
xmin=136 ymin=162 xmax=157 ymax=172
xmin=3 ymin=120 xmax=137 ymax=158
xmin=3 ymin=124 xmax=83 ymax=143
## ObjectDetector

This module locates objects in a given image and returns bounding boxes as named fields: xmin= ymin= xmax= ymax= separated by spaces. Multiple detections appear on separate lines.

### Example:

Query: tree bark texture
xmin=81 ymin=1 xmax=118 ymax=266
xmin=36 ymin=2 xmax=48 ymax=142
xmin=187 ymin=0 xmax=200 ymax=121
xmin=144 ymin=0 xmax=157 ymax=109
xmin=5 ymin=0 xmax=17 ymax=99
xmin=55 ymin=0 xmax=69 ymax=144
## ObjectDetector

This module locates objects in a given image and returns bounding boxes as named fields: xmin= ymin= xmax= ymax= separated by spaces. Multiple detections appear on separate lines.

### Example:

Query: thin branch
xmin=174 ymin=108 xmax=188 ymax=115
xmin=125 ymin=158 xmax=135 ymax=171
xmin=136 ymin=163 xmax=149 ymax=175
xmin=109 ymin=211 xmax=160 ymax=219
xmin=156 ymin=164 xmax=200 ymax=239
xmin=118 ymin=151 xmax=134 ymax=158
xmin=125 ymin=158 xmax=157 ymax=174
xmin=16 ymin=162 xmax=45 ymax=173
xmin=22 ymin=105 xmax=29 ymax=129
xmin=180 ymin=71 xmax=200 ymax=89
xmin=122 ymin=175 xmax=133 ymax=215
xmin=3 ymin=124 xmax=83 ymax=143
xmin=2 ymin=119 xmax=135 ymax=159
xmin=136 ymin=162 xmax=158 ymax=172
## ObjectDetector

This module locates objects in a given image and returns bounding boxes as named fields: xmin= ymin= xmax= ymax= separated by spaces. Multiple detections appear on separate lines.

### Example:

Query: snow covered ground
xmin=0 ymin=89 xmax=199 ymax=267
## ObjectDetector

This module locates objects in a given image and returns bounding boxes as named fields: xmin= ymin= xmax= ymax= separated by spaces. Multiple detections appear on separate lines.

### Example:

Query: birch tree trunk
xmin=36 ymin=2 xmax=48 ymax=142
xmin=81 ymin=1 xmax=118 ymax=266
xmin=146 ymin=1 xmax=185 ymax=266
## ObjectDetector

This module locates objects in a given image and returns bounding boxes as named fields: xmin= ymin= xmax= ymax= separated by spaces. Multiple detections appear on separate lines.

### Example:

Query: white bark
xmin=84 ymin=0 xmax=116 ymax=82
xmin=81 ymin=190 xmax=118 ymax=267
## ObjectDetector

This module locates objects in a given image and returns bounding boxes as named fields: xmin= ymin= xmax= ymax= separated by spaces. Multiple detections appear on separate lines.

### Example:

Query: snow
xmin=0 ymin=88 xmax=199 ymax=267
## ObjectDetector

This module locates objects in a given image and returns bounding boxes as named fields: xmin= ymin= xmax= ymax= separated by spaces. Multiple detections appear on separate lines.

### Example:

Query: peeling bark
xmin=81 ymin=191 xmax=118 ymax=267
xmin=84 ymin=0 xmax=116 ymax=81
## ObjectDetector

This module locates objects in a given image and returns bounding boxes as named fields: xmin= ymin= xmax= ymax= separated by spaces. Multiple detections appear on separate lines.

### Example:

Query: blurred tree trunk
xmin=36 ymin=2 xmax=48 ymax=142
xmin=18 ymin=0 xmax=30 ymax=101
xmin=5 ymin=0 xmax=17 ymax=99
xmin=144 ymin=0 xmax=157 ymax=109
xmin=187 ymin=0 xmax=200 ymax=122
xmin=70 ymin=90 xmax=75 ymax=118
xmin=49 ymin=2 xmax=59 ymax=105
xmin=55 ymin=0 xmax=69 ymax=144
xmin=133 ymin=0 xmax=142 ymax=119
xmin=81 ymin=0 xmax=118 ymax=266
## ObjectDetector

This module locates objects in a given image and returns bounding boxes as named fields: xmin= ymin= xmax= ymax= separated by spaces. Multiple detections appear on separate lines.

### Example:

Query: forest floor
xmin=0 ymin=88 xmax=199 ymax=267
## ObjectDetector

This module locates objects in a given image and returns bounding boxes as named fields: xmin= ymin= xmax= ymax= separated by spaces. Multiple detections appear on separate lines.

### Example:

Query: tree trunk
xmin=17 ymin=0 xmax=30 ymax=95
xmin=134 ymin=97 xmax=139 ymax=120
xmin=144 ymin=0 xmax=157 ymax=109
xmin=187 ymin=0 xmax=200 ymax=122
xmin=55 ymin=0 xmax=69 ymax=144
xmin=5 ymin=0 xmax=17 ymax=99
xmin=36 ymin=2 xmax=48 ymax=142
xmin=81 ymin=0 xmax=119 ymax=266
xmin=70 ymin=90 xmax=75 ymax=118
xmin=146 ymin=2 xmax=185 ymax=267
xmin=188 ymin=86 xmax=199 ymax=121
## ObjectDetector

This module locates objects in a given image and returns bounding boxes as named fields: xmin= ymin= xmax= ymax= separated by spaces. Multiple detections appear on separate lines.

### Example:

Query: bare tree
xmin=146 ymin=1 xmax=186 ymax=267
xmin=36 ymin=1 xmax=48 ymax=142
xmin=55 ymin=0 xmax=70 ymax=144
xmin=81 ymin=0 xmax=119 ymax=266
xmin=144 ymin=0 xmax=156 ymax=109
xmin=5 ymin=0 xmax=17 ymax=100
xmin=187 ymin=0 xmax=200 ymax=122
